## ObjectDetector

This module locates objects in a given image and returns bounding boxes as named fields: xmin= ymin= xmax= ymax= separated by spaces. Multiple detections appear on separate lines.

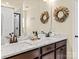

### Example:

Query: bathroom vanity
xmin=2 ymin=34 xmax=67 ymax=59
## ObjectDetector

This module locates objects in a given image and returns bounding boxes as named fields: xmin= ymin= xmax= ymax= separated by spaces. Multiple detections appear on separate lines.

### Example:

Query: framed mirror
xmin=1 ymin=0 xmax=51 ymax=45
xmin=1 ymin=0 xmax=23 ymax=45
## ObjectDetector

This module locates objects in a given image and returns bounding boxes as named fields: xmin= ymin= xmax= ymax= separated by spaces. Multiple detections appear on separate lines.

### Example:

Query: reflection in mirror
xmin=14 ymin=13 xmax=21 ymax=36
xmin=23 ymin=0 xmax=50 ymax=35
xmin=1 ymin=0 xmax=23 ymax=45
xmin=1 ymin=0 xmax=52 ymax=45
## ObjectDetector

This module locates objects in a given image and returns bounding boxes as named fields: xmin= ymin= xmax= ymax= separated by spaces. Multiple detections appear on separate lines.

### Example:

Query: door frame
xmin=14 ymin=13 xmax=21 ymax=36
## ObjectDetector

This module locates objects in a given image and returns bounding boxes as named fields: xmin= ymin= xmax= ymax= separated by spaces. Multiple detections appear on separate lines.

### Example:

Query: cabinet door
xmin=7 ymin=49 xmax=40 ymax=59
xmin=42 ymin=43 xmax=55 ymax=55
xmin=56 ymin=46 xmax=66 ymax=59
xmin=56 ymin=40 xmax=66 ymax=49
xmin=42 ymin=52 xmax=54 ymax=59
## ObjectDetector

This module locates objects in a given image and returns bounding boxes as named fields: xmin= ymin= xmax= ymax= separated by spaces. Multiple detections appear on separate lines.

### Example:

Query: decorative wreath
xmin=54 ymin=6 xmax=69 ymax=23
xmin=40 ymin=11 xmax=49 ymax=24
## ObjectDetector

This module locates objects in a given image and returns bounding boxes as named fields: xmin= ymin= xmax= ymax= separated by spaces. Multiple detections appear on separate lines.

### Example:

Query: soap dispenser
xmin=9 ymin=33 xmax=13 ymax=43
xmin=12 ymin=32 xmax=18 ymax=43
xmin=13 ymin=35 xmax=17 ymax=43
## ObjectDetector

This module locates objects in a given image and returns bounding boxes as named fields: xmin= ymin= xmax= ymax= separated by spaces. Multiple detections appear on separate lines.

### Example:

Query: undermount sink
xmin=1 ymin=40 xmax=33 ymax=58
xmin=2 ymin=41 xmax=31 ymax=52
xmin=24 ymin=39 xmax=44 ymax=45
xmin=50 ymin=33 xmax=67 ymax=38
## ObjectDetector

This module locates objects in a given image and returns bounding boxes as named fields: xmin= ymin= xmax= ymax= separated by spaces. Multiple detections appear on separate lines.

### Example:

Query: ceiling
xmin=1 ymin=0 xmax=23 ymax=8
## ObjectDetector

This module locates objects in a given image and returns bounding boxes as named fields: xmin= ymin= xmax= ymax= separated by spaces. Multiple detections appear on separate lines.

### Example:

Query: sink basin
xmin=50 ymin=33 xmax=67 ymax=38
xmin=1 ymin=40 xmax=33 ymax=58
xmin=24 ymin=39 xmax=44 ymax=45
xmin=1 ymin=42 xmax=31 ymax=52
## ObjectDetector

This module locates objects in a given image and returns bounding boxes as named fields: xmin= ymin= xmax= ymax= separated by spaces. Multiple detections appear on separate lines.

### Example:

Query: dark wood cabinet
xmin=42 ymin=43 xmax=55 ymax=55
xmin=41 ymin=43 xmax=55 ymax=59
xmin=56 ymin=40 xmax=66 ymax=59
xmin=56 ymin=40 xmax=66 ymax=49
xmin=7 ymin=49 xmax=40 ymax=59
xmin=42 ymin=52 xmax=54 ymax=59
xmin=6 ymin=40 xmax=67 ymax=59
xmin=56 ymin=46 xmax=66 ymax=59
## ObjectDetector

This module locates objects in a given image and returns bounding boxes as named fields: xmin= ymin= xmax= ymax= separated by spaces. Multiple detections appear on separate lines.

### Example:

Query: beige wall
xmin=52 ymin=0 xmax=75 ymax=59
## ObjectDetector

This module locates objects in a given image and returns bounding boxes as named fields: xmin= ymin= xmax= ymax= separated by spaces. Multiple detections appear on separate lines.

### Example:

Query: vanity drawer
xmin=42 ymin=43 xmax=55 ymax=54
xmin=56 ymin=40 xmax=66 ymax=49
xmin=7 ymin=49 xmax=40 ymax=59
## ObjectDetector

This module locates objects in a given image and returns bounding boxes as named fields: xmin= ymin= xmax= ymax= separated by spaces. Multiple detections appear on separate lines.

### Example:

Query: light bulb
xmin=50 ymin=0 xmax=56 ymax=2
xmin=43 ymin=0 xmax=47 ymax=2
xmin=6 ymin=2 xmax=9 ymax=5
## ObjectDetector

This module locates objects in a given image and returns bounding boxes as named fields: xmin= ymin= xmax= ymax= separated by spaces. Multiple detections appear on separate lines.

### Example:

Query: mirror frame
xmin=40 ymin=11 xmax=49 ymax=24
xmin=54 ymin=6 xmax=69 ymax=23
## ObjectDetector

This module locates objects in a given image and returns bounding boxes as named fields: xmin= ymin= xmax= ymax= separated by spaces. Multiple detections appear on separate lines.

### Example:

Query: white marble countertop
xmin=1 ymin=33 xmax=67 ymax=59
